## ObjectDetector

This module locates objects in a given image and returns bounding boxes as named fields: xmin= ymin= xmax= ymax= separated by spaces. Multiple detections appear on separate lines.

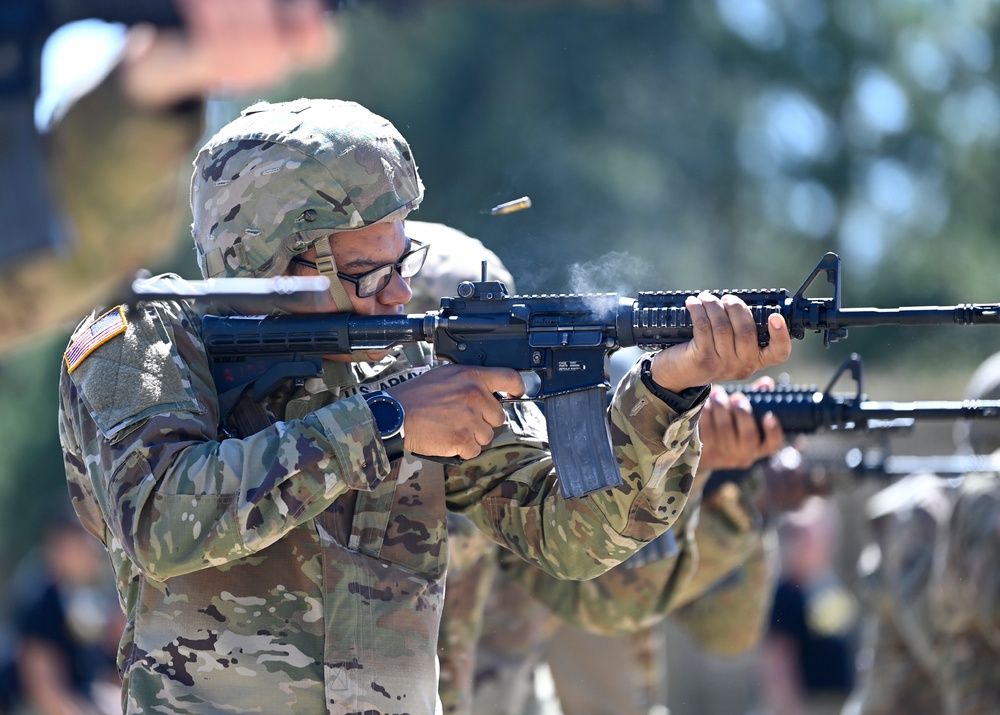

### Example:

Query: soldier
xmin=404 ymin=220 xmax=514 ymax=715
xmin=933 ymin=353 xmax=1000 ymax=715
xmin=0 ymin=0 xmax=337 ymax=354
xmin=406 ymin=233 xmax=786 ymax=715
xmin=405 ymin=223 xmax=781 ymax=715
xmin=56 ymin=98 xmax=792 ymax=714
xmin=842 ymin=352 xmax=1000 ymax=715
xmin=470 ymin=385 xmax=788 ymax=715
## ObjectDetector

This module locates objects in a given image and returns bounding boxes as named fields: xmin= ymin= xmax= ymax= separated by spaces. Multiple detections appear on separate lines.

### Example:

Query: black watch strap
xmin=640 ymin=359 xmax=711 ymax=413
xmin=379 ymin=432 xmax=405 ymax=462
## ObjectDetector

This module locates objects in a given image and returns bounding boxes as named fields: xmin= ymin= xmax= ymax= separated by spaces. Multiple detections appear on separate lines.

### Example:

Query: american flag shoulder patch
xmin=64 ymin=305 xmax=128 ymax=374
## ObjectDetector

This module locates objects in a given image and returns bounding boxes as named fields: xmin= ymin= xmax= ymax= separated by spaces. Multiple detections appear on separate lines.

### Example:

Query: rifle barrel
xmin=825 ymin=305 xmax=1000 ymax=328
xmin=739 ymin=391 xmax=1000 ymax=434
xmin=877 ymin=454 xmax=1000 ymax=476
xmin=853 ymin=400 xmax=1000 ymax=420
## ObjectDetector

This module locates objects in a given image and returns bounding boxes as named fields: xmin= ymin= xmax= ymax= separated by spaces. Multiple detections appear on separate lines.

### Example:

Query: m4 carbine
xmin=132 ymin=252 xmax=1000 ymax=499
xmin=695 ymin=354 xmax=1000 ymax=514
xmin=728 ymin=352 xmax=1000 ymax=435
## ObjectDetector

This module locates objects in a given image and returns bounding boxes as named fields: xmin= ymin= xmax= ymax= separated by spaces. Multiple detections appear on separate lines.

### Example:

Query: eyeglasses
xmin=290 ymin=239 xmax=429 ymax=298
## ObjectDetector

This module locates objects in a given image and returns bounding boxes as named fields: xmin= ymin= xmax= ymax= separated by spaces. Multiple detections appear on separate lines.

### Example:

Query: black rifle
xmin=728 ymin=353 xmax=1000 ymax=434
xmin=131 ymin=252 xmax=1000 ymax=499
xmin=842 ymin=448 xmax=1000 ymax=478
xmin=697 ymin=354 xmax=1000 ymax=507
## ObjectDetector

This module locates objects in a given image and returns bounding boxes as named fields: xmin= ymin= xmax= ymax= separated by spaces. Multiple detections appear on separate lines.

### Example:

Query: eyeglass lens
xmin=354 ymin=244 xmax=428 ymax=297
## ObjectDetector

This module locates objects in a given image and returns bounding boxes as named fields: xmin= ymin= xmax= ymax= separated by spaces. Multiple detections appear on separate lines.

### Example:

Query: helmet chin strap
xmin=312 ymin=234 xmax=383 ymax=363
xmin=312 ymin=235 xmax=355 ymax=312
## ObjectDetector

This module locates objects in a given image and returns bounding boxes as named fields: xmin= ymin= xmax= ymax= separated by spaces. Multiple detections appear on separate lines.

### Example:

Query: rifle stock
xmin=132 ymin=252 xmax=1000 ymax=499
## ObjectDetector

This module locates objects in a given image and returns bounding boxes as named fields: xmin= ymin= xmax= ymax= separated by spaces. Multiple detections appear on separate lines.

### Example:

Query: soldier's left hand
xmin=698 ymin=377 xmax=784 ymax=473
xmin=648 ymin=293 xmax=791 ymax=392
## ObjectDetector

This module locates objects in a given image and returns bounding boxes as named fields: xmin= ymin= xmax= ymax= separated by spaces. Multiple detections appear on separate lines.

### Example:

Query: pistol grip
xmin=544 ymin=387 xmax=625 ymax=499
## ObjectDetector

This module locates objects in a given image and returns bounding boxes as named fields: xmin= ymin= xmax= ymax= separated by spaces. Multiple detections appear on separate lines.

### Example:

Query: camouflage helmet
xmin=955 ymin=350 xmax=1000 ymax=455
xmin=190 ymin=98 xmax=424 ymax=279
xmin=404 ymin=221 xmax=515 ymax=312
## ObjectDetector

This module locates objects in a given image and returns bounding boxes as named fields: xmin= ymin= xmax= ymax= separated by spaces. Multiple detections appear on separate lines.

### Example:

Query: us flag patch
xmin=64 ymin=306 xmax=128 ymax=373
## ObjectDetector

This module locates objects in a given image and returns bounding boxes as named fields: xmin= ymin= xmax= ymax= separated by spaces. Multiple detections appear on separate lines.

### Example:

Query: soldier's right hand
xmin=388 ymin=365 xmax=526 ymax=460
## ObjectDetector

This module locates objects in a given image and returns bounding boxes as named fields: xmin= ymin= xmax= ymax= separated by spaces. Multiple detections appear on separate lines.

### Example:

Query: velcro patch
xmin=64 ymin=306 xmax=127 ymax=373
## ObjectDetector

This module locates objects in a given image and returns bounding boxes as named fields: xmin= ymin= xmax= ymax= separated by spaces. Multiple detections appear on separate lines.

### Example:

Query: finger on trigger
xmin=483 ymin=400 xmax=507 ymax=428
xmin=485 ymin=367 xmax=525 ymax=399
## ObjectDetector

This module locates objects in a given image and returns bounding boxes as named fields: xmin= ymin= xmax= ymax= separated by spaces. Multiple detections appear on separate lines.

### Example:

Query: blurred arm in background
xmin=0 ymin=0 xmax=337 ymax=354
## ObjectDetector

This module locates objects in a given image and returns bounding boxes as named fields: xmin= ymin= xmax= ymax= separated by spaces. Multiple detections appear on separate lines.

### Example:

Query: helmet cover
xmin=191 ymin=98 xmax=424 ymax=279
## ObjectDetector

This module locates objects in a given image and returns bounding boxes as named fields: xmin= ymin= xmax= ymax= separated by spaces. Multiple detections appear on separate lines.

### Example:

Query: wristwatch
xmin=640 ymin=359 xmax=711 ymax=413
xmin=363 ymin=391 xmax=406 ymax=461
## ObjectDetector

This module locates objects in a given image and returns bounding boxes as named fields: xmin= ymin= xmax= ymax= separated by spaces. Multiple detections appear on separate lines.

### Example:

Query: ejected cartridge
xmin=487 ymin=196 xmax=532 ymax=215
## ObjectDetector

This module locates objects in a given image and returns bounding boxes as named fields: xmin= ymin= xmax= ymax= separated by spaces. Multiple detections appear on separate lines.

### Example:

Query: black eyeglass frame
xmin=290 ymin=238 xmax=429 ymax=298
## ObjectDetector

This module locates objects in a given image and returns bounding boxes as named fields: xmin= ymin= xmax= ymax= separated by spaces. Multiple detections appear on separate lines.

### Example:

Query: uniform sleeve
xmin=936 ymin=474 xmax=1000 ymax=641
xmin=492 ymin=528 xmax=684 ymax=636
xmin=445 ymin=357 xmax=704 ymax=581
xmin=496 ymin=470 xmax=772 ymax=638
xmin=0 ymin=67 xmax=204 ymax=351
xmin=669 ymin=531 xmax=777 ymax=656
xmin=669 ymin=474 xmax=769 ymax=610
xmin=667 ymin=473 xmax=777 ymax=656
xmin=58 ymin=301 xmax=391 ymax=582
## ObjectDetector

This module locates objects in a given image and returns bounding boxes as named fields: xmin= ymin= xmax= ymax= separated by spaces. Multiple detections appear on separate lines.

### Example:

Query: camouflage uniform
xmin=936 ymin=469 xmax=1000 ymax=715
xmin=932 ymin=353 xmax=1000 ymax=715
xmin=0 ymin=67 xmax=203 ymax=353
xmin=845 ymin=353 xmax=1000 ymax=715
xmin=402 ymin=220 xmax=513 ymax=715
xmin=434 ymin=350 xmax=777 ymax=715
xmin=58 ymin=99 xmax=706 ymax=715
xmin=468 ymin=467 xmax=774 ymax=715
xmin=844 ymin=473 xmax=953 ymax=715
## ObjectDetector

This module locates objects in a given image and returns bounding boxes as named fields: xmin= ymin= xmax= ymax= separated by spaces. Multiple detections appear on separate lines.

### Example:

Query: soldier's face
xmin=291 ymin=220 xmax=414 ymax=316
xmin=291 ymin=220 xmax=412 ymax=361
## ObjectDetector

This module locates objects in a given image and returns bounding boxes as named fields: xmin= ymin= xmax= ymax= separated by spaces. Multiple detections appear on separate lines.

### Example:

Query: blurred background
xmin=1 ymin=0 xmax=999 ymax=712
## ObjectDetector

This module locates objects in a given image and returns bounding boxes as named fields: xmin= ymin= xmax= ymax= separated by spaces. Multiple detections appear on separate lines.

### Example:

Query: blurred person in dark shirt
xmin=5 ymin=511 xmax=121 ymax=715
xmin=760 ymin=495 xmax=859 ymax=715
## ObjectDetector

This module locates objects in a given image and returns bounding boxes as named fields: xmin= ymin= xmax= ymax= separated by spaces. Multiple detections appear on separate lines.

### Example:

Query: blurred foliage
xmin=2 ymin=0 xmax=1000 ymax=580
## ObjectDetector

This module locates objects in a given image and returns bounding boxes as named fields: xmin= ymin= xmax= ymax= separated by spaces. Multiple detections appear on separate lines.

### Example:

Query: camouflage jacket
xmin=936 ymin=472 xmax=1000 ymax=715
xmin=850 ymin=472 xmax=955 ymax=715
xmin=57 ymin=301 xmax=704 ymax=715
xmin=489 ymin=472 xmax=769 ymax=638
xmin=442 ymin=470 xmax=771 ymax=715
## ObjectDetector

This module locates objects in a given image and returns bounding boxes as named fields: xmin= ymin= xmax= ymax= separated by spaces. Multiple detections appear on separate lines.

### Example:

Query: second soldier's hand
xmin=388 ymin=364 xmax=525 ymax=461
xmin=698 ymin=377 xmax=784 ymax=473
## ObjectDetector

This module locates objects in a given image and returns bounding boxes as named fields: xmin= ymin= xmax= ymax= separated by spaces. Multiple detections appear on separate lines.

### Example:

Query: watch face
xmin=368 ymin=395 xmax=405 ymax=437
